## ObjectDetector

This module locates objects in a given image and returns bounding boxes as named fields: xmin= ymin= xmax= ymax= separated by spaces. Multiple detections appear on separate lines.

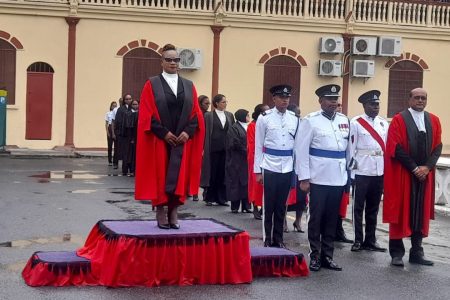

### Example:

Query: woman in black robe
xmin=225 ymin=109 xmax=252 ymax=213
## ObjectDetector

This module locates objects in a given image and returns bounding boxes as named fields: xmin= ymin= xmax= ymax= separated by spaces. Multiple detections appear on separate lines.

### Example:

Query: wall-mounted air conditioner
xmin=318 ymin=60 xmax=342 ymax=76
xmin=352 ymin=37 xmax=377 ymax=55
xmin=378 ymin=36 xmax=402 ymax=57
xmin=319 ymin=37 xmax=344 ymax=54
xmin=177 ymin=48 xmax=202 ymax=70
xmin=352 ymin=60 xmax=375 ymax=77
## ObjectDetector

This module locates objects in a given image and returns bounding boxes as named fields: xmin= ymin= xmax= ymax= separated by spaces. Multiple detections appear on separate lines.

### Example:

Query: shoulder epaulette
xmin=262 ymin=109 xmax=273 ymax=116
xmin=306 ymin=111 xmax=321 ymax=118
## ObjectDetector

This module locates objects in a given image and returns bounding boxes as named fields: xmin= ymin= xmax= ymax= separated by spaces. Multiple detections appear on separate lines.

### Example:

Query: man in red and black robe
xmin=135 ymin=44 xmax=204 ymax=229
xmin=383 ymin=88 xmax=442 ymax=267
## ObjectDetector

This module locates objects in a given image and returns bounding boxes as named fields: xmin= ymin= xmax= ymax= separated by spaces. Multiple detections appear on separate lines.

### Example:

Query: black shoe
xmin=351 ymin=242 xmax=362 ymax=252
xmin=335 ymin=234 xmax=353 ymax=244
xmin=206 ymin=202 xmax=213 ymax=206
xmin=217 ymin=202 xmax=229 ymax=207
xmin=108 ymin=163 xmax=113 ymax=166
xmin=264 ymin=240 xmax=272 ymax=247
xmin=170 ymin=223 xmax=180 ymax=229
xmin=231 ymin=209 xmax=238 ymax=214
xmin=409 ymin=255 xmax=434 ymax=266
xmin=321 ymin=257 xmax=342 ymax=271
xmin=272 ymin=242 xmax=287 ymax=249
xmin=309 ymin=257 xmax=321 ymax=272
xmin=157 ymin=223 xmax=170 ymax=230
xmin=391 ymin=257 xmax=404 ymax=267
xmin=362 ymin=242 xmax=387 ymax=252
xmin=192 ymin=195 xmax=199 ymax=202
xmin=293 ymin=222 xmax=304 ymax=233
xmin=242 ymin=209 xmax=252 ymax=213
xmin=113 ymin=165 xmax=118 ymax=169
xmin=253 ymin=209 xmax=262 ymax=220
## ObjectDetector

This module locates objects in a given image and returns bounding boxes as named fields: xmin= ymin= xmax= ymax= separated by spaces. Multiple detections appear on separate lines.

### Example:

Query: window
xmin=387 ymin=61 xmax=423 ymax=117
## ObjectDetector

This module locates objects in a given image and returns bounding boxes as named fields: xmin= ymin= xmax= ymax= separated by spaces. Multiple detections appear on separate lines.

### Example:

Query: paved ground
xmin=1 ymin=157 xmax=450 ymax=299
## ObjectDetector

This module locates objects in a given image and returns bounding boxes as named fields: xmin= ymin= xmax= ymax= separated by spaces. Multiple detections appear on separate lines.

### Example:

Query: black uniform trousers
xmin=107 ymin=125 xmax=114 ymax=164
xmin=308 ymin=184 xmax=344 ymax=259
xmin=206 ymin=150 xmax=227 ymax=205
xmin=263 ymin=169 xmax=292 ymax=244
xmin=353 ymin=175 xmax=384 ymax=245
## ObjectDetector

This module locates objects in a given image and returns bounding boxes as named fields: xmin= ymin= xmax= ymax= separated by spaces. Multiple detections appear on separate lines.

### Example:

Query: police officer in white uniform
xmin=254 ymin=85 xmax=299 ymax=248
xmin=349 ymin=90 xmax=389 ymax=252
xmin=295 ymin=84 xmax=348 ymax=271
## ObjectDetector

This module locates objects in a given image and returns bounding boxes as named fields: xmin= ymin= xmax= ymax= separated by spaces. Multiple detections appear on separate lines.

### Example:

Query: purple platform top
xmin=36 ymin=251 xmax=90 ymax=263
xmin=101 ymin=219 xmax=240 ymax=237
xmin=251 ymin=247 xmax=300 ymax=257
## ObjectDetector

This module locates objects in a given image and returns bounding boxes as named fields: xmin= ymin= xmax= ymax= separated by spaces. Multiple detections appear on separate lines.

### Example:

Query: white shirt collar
xmin=239 ymin=121 xmax=248 ymax=131
xmin=162 ymin=71 xmax=178 ymax=79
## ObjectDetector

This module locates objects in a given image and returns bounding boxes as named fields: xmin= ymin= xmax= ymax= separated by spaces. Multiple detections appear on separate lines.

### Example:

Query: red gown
xmin=383 ymin=112 xmax=441 ymax=239
xmin=247 ymin=121 xmax=263 ymax=206
xmin=135 ymin=80 xmax=205 ymax=206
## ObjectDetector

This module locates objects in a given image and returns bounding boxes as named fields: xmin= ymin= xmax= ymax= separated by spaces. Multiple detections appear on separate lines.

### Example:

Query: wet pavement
xmin=1 ymin=157 xmax=450 ymax=299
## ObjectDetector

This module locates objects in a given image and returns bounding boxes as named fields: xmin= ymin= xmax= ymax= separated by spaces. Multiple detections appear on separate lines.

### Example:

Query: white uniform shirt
xmin=254 ymin=108 xmax=299 ymax=174
xmin=295 ymin=111 xmax=349 ymax=186
xmin=408 ymin=107 xmax=426 ymax=132
xmin=161 ymin=71 xmax=178 ymax=95
xmin=111 ymin=106 xmax=119 ymax=121
xmin=349 ymin=114 xmax=389 ymax=177
xmin=105 ymin=111 xmax=114 ymax=125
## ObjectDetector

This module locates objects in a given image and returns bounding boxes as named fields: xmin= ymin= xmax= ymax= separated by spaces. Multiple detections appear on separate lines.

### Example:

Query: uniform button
xmin=283 ymin=144 xmax=285 ymax=146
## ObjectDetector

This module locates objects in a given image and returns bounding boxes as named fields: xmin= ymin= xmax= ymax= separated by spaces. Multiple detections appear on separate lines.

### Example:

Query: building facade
xmin=1 ymin=0 xmax=449 ymax=153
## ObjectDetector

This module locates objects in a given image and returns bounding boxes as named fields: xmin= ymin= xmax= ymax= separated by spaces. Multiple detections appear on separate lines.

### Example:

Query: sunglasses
xmin=163 ymin=57 xmax=181 ymax=63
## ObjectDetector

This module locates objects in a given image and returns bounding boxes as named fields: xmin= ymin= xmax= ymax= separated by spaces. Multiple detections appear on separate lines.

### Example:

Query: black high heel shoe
xmin=157 ymin=223 xmax=170 ymax=230
xmin=293 ymin=222 xmax=304 ymax=233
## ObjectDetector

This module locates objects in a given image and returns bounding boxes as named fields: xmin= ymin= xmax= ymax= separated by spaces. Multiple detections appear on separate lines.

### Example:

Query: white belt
xmin=356 ymin=149 xmax=383 ymax=156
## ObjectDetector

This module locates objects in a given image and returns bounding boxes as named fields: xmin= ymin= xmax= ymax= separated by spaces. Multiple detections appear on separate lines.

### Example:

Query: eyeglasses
xmin=124 ymin=98 xmax=132 ymax=100
xmin=413 ymin=95 xmax=427 ymax=101
xmin=163 ymin=57 xmax=181 ymax=63
xmin=337 ymin=104 xmax=342 ymax=107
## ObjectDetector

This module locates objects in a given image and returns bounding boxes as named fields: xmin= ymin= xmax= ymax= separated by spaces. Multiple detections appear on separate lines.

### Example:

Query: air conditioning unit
xmin=319 ymin=37 xmax=344 ymax=54
xmin=177 ymin=48 xmax=202 ymax=70
xmin=352 ymin=60 xmax=375 ymax=78
xmin=318 ymin=60 xmax=342 ymax=76
xmin=352 ymin=37 xmax=377 ymax=55
xmin=378 ymin=36 xmax=402 ymax=57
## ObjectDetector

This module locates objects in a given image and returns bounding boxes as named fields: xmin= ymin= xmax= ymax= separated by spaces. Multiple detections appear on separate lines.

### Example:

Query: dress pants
xmin=107 ymin=126 xmax=114 ymax=164
xmin=389 ymin=232 xmax=424 ymax=258
xmin=263 ymin=170 xmax=292 ymax=244
xmin=353 ymin=175 xmax=384 ymax=244
xmin=206 ymin=151 xmax=227 ymax=204
xmin=308 ymin=184 xmax=344 ymax=259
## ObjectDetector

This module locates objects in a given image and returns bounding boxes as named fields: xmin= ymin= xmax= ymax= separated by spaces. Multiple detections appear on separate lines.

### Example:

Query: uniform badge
xmin=283 ymin=88 xmax=288 ymax=93
xmin=331 ymin=86 xmax=336 ymax=93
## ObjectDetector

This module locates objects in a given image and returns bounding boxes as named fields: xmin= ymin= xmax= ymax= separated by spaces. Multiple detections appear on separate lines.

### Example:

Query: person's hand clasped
xmin=176 ymin=131 xmax=189 ymax=145
xmin=299 ymin=180 xmax=310 ymax=193
xmin=413 ymin=166 xmax=429 ymax=182
xmin=164 ymin=132 xmax=178 ymax=147
xmin=255 ymin=173 xmax=263 ymax=184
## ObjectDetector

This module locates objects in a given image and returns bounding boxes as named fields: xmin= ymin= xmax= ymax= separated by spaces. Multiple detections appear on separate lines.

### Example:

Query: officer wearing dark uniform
xmin=349 ymin=90 xmax=388 ymax=252
xmin=295 ymin=84 xmax=349 ymax=271
xmin=254 ymin=85 xmax=299 ymax=248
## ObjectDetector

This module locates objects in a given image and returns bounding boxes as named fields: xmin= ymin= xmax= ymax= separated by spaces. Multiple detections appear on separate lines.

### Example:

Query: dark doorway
xmin=122 ymin=48 xmax=162 ymax=101
xmin=0 ymin=39 xmax=16 ymax=105
xmin=263 ymin=55 xmax=301 ymax=107
xmin=26 ymin=62 xmax=54 ymax=140
xmin=387 ymin=60 xmax=423 ymax=118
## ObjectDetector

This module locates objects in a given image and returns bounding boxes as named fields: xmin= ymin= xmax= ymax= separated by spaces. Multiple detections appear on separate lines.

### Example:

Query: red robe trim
xmin=135 ymin=80 xmax=205 ymax=206
xmin=247 ymin=121 xmax=263 ymax=206
xmin=383 ymin=112 xmax=441 ymax=239
xmin=339 ymin=191 xmax=350 ymax=218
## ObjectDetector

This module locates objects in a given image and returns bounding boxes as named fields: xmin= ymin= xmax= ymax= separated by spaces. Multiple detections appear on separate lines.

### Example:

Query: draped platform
xmin=22 ymin=219 xmax=309 ymax=287
xmin=250 ymin=247 xmax=309 ymax=278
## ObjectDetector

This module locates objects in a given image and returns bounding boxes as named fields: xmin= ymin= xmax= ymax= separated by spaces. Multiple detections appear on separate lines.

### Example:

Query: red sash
xmin=356 ymin=117 xmax=386 ymax=152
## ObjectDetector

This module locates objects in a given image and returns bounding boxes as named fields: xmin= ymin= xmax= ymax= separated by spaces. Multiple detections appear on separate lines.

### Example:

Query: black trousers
xmin=389 ymin=232 xmax=423 ymax=258
xmin=119 ymin=136 xmax=131 ymax=175
xmin=113 ymin=135 xmax=120 ymax=166
xmin=231 ymin=196 xmax=250 ymax=211
xmin=107 ymin=126 xmax=114 ymax=164
xmin=353 ymin=175 xmax=384 ymax=244
xmin=308 ymin=184 xmax=344 ymax=259
xmin=263 ymin=170 xmax=292 ymax=244
xmin=206 ymin=151 xmax=227 ymax=204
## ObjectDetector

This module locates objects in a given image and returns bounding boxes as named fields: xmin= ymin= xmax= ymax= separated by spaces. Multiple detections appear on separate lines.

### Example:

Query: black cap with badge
xmin=270 ymin=85 xmax=292 ymax=97
xmin=315 ymin=84 xmax=341 ymax=98
xmin=358 ymin=90 xmax=381 ymax=104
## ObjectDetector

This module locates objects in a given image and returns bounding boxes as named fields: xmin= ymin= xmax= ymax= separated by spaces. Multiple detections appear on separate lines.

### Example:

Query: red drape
xmin=247 ymin=121 xmax=263 ymax=206
xmin=76 ymin=224 xmax=253 ymax=287
xmin=251 ymin=255 xmax=309 ymax=278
